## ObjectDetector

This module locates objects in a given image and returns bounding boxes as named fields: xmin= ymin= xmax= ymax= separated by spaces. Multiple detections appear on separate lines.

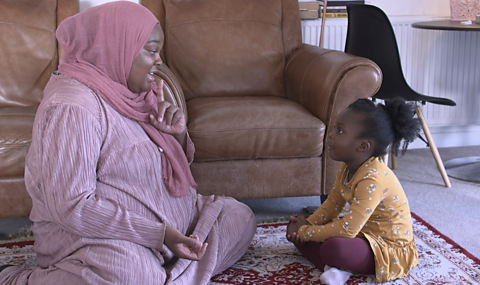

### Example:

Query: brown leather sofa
xmin=0 ymin=0 xmax=79 ymax=218
xmin=142 ymin=0 xmax=382 ymax=201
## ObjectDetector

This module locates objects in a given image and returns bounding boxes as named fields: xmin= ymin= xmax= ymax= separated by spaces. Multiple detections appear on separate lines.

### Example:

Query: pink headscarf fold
xmin=56 ymin=1 xmax=196 ymax=196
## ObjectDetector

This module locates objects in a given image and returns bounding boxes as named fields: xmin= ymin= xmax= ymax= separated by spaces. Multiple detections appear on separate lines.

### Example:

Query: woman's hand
xmin=164 ymin=225 xmax=208 ymax=261
xmin=149 ymin=80 xmax=186 ymax=135
xmin=286 ymin=215 xmax=309 ymax=245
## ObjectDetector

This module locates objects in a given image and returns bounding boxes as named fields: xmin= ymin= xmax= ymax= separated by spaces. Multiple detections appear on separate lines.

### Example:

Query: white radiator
xmin=301 ymin=17 xmax=480 ymax=130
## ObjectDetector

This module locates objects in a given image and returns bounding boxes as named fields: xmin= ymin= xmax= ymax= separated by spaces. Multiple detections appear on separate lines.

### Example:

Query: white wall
xmin=82 ymin=0 xmax=451 ymax=17
xmin=80 ymin=0 xmax=138 ymax=11
xmin=368 ymin=0 xmax=450 ymax=17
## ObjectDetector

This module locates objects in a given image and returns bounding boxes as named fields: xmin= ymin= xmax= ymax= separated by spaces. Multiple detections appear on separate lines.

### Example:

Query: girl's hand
xmin=164 ymin=226 xmax=208 ymax=261
xmin=286 ymin=215 xmax=309 ymax=244
xmin=149 ymin=80 xmax=186 ymax=135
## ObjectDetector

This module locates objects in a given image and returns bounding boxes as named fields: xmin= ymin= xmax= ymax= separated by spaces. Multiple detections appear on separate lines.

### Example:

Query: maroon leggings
xmin=295 ymin=237 xmax=376 ymax=274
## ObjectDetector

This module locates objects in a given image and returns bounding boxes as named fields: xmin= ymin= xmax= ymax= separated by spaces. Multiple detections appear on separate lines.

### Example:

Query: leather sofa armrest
xmin=153 ymin=64 xmax=189 ymax=123
xmin=286 ymin=44 xmax=382 ymax=126
xmin=285 ymin=44 xmax=382 ymax=194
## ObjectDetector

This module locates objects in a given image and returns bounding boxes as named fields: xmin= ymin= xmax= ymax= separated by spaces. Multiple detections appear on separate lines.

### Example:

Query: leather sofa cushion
xmin=187 ymin=96 xmax=325 ymax=161
xmin=0 ymin=0 xmax=57 ymax=108
xmin=163 ymin=0 xmax=290 ymax=101
xmin=0 ymin=106 xmax=36 ymax=177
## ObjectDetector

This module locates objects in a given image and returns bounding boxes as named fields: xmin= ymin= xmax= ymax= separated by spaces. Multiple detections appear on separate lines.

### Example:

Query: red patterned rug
xmin=1 ymin=213 xmax=479 ymax=284
xmin=210 ymin=213 xmax=480 ymax=284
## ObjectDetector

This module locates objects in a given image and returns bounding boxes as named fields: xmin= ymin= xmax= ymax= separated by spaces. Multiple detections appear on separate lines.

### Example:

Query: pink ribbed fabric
xmin=0 ymin=74 xmax=256 ymax=285
xmin=56 ymin=1 xmax=195 ymax=197
xmin=0 ymin=2 xmax=256 ymax=284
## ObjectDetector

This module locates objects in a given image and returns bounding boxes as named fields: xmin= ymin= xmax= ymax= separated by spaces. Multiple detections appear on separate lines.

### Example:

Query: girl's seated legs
xmin=295 ymin=236 xmax=375 ymax=274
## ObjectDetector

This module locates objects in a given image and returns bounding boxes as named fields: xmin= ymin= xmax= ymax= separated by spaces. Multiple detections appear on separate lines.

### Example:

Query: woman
xmin=0 ymin=2 xmax=256 ymax=284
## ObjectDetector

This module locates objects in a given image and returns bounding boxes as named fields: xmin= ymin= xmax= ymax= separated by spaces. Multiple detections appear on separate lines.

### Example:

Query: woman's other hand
xmin=149 ymin=80 xmax=186 ymax=135
xmin=286 ymin=215 xmax=308 ymax=245
xmin=164 ymin=225 xmax=208 ymax=261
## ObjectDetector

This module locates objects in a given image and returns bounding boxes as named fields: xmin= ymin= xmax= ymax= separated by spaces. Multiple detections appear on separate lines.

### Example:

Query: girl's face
xmin=327 ymin=108 xmax=366 ymax=164
xmin=127 ymin=24 xmax=164 ymax=93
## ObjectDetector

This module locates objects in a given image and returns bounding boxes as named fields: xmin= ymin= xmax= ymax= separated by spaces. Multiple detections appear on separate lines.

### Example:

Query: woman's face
xmin=127 ymin=24 xmax=164 ymax=93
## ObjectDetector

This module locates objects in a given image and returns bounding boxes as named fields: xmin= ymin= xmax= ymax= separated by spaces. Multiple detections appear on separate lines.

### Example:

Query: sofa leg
xmin=320 ymin=194 xmax=327 ymax=204
xmin=304 ymin=206 xmax=317 ymax=214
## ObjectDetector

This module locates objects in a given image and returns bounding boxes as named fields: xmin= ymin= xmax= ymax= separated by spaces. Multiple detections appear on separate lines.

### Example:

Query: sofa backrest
xmin=143 ymin=0 xmax=303 ymax=101
xmin=0 ymin=0 xmax=78 ymax=108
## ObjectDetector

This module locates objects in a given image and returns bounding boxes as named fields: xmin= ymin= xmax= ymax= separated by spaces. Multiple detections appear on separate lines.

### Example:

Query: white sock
xmin=319 ymin=265 xmax=352 ymax=285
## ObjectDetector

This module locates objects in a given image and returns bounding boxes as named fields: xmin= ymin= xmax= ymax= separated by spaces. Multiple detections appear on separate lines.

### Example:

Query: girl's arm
xmin=297 ymin=178 xmax=383 ymax=243
xmin=306 ymin=165 xmax=347 ymax=226
xmin=306 ymin=187 xmax=346 ymax=226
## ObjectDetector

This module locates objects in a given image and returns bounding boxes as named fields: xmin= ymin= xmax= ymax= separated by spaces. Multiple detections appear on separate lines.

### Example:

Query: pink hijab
xmin=56 ymin=1 xmax=196 ymax=196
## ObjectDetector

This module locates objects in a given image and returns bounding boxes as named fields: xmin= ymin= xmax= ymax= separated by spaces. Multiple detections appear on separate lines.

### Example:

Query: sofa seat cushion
xmin=187 ymin=96 xmax=325 ymax=161
xmin=0 ymin=106 xmax=37 ymax=177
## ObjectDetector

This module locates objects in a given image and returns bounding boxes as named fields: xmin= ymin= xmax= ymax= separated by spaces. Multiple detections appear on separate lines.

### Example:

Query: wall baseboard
xmin=409 ymin=124 xmax=480 ymax=149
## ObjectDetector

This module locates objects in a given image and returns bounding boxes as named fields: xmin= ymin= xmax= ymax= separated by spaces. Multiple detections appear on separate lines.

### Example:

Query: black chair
xmin=345 ymin=4 xmax=455 ymax=188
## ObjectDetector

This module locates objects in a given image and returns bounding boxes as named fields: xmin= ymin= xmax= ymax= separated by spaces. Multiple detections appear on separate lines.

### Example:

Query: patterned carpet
xmin=1 ymin=213 xmax=479 ymax=284
xmin=210 ymin=213 xmax=480 ymax=284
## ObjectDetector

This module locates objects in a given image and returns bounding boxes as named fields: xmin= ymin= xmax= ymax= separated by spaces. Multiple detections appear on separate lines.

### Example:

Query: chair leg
xmin=382 ymin=152 xmax=389 ymax=168
xmin=415 ymin=106 xmax=452 ymax=188
xmin=391 ymin=147 xmax=397 ymax=170
xmin=383 ymin=145 xmax=397 ymax=169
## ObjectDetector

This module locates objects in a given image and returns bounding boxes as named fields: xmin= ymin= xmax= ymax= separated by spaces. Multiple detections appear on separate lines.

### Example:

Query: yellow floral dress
xmin=298 ymin=157 xmax=418 ymax=282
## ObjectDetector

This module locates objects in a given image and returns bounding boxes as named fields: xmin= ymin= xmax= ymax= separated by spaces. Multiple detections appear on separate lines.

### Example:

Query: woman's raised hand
xmin=149 ymin=79 xmax=186 ymax=135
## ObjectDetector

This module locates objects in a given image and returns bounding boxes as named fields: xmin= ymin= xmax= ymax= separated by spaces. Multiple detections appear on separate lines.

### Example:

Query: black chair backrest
xmin=345 ymin=4 xmax=415 ymax=100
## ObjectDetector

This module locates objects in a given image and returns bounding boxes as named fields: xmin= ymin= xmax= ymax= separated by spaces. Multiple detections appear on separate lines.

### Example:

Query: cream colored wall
xmin=82 ymin=0 xmax=451 ymax=17
xmin=368 ymin=0 xmax=450 ymax=16
xmin=80 ymin=0 xmax=138 ymax=11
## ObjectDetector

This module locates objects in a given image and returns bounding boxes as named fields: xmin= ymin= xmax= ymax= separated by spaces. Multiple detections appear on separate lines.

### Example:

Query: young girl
xmin=287 ymin=97 xmax=421 ymax=284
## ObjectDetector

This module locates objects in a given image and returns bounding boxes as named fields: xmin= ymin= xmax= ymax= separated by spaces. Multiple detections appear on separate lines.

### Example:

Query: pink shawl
xmin=56 ymin=1 xmax=196 ymax=196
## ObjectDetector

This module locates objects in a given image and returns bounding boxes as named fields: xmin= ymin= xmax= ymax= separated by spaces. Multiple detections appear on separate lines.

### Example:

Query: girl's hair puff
xmin=347 ymin=97 xmax=421 ymax=157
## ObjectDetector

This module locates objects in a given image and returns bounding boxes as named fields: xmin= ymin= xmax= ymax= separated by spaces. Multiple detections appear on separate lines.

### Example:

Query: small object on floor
xmin=0 ymin=264 xmax=14 ymax=273
xmin=319 ymin=265 xmax=352 ymax=285
xmin=444 ymin=156 xmax=480 ymax=183
xmin=304 ymin=206 xmax=318 ymax=214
